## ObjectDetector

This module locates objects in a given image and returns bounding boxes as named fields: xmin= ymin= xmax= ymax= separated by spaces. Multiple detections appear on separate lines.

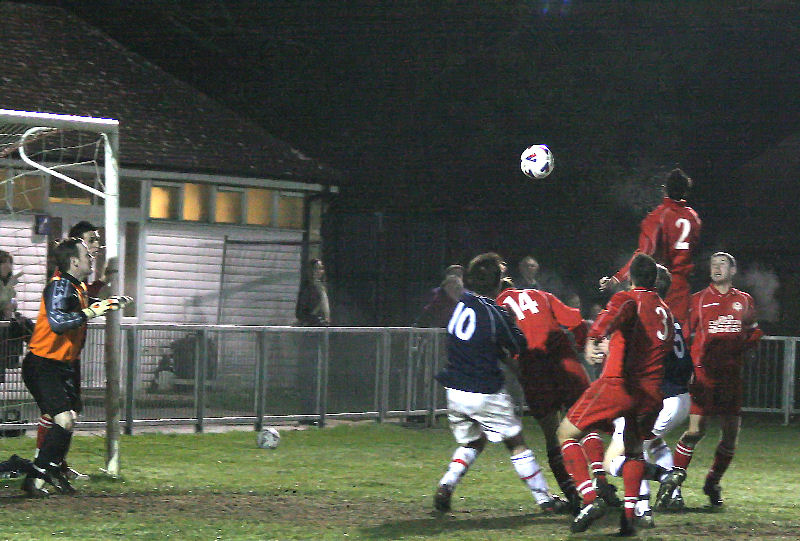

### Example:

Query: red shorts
xmin=519 ymin=354 xmax=590 ymax=419
xmin=666 ymin=275 xmax=690 ymax=330
xmin=689 ymin=373 xmax=743 ymax=416
xmin=566 ymin=377 xmax=662 ymax=433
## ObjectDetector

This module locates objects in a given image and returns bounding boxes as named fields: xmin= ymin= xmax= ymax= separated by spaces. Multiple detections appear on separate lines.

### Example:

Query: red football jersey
xmin=689 ymin=284 xmax=762 ymax=376
xmin=496 ymin=288 xmax=587 ymax=355
xmin=614 ymin=197 xmax=702 ymax=282
xmin=590 ymin=288 xmax=674 ymax=382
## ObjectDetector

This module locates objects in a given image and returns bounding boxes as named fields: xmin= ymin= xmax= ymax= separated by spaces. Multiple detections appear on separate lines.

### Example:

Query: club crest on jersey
xmin=732 ymin=301 xmax=743 ymax=311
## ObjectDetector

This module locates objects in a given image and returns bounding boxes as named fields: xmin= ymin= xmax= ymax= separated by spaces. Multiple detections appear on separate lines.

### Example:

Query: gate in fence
xmin=0 ymin=325 xmax=797 ymax=433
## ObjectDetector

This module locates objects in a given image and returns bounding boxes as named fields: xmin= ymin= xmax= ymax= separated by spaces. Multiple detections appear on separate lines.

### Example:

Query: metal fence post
xmin=317 ymin=328 xmax=329 ymax=428
xmin=124 ymin=327 xmax=136 ymax=435
xmin=783 ymin=338 xmax=797 ymax=425
xmin=254 ymin=330 xmax=267 ymax=432
xmin=405 ymin=331 xmax=415 ymax=417
xmin=427 ymin=331 xmax=441 ymax=427
xmin=194 ymin=330 xmax=207 ymax=433
xmin=380 ymin=330 xmax=391 ymax=423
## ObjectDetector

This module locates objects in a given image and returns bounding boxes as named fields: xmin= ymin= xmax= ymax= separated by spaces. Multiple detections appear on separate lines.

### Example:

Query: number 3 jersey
xmin=689 ymin=284 xmax=762 ymax=378
xmin=590 ymin=288 xmax=674 ymax=385
xmin=436 ymin=290 xmax=527 ymax=394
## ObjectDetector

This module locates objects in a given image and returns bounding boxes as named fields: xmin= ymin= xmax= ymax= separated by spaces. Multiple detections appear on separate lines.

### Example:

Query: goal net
xmin=0 ymin=109 xmax=121 ymax=474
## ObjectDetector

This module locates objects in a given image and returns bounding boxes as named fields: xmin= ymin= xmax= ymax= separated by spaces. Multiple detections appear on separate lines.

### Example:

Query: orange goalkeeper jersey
xmin=28 ymin=274 xmax=89 ymax=363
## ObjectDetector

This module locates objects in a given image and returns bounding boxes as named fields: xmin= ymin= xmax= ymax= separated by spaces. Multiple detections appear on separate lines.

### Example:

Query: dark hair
xmin=665 ymin=168 xmax=691 ymax=200
xmin=465 ymin=252 xmax=503 ymax=297
xmin=53 ymin=238 xmax=83 ymax=274
xmin=0 ymin=250 xmax=12 ymax=266
xmin=654 ymin=264 xmax=672 ymax=298
xmin=629 ymin=253 xmax=657 ymax=289
xmin=68 ymin=220 xmax=98 ymax=240
xmin=711 ymin=251 xmax=736 ymax=267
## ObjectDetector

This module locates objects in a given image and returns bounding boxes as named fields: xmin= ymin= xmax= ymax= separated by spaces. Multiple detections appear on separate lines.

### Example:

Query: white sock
xmin=608 ymin=455 xmax=626 ymax=477
xmin=510 ymin=449 xmax=551 ymax=504
xmin=648 ymin=439 xmax=681 ymax=497
xmin=439 ymin=447 xmax=479 ymax=489
xmin=635 ymin=496 xmax=651 ymax=515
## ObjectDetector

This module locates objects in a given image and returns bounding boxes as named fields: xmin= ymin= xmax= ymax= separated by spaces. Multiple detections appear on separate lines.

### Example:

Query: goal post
xmin=0 ymin=109 xmax=122 ymax=475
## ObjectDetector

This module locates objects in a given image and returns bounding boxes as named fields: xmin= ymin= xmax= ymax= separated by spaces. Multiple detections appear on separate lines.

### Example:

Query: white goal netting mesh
xmin=0 ymin=124 xmax=108 ymax=317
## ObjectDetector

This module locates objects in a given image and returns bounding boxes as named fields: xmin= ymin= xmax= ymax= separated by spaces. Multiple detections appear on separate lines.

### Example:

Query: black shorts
xmin=22 ymin=352 xmax=79 ymax=416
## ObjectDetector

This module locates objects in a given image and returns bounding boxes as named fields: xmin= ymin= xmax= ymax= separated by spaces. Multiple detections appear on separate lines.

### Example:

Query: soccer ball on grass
xmin=520 ymin=144 xmax=554 ymax=179
xmin=257 ymin=427 xmax=281 ymax=449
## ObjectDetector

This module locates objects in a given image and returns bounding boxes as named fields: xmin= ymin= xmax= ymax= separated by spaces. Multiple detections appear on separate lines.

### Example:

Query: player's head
xmin=654 ymin=264 xmax=672 ymax=298
xmin=629 ymin=253 xmax=657 ymax=289
xmin=710 ymin=252 xmax=736 ymax=285
xmin=664 ymin=168 xmax=692 ymax=200
xmin=54 ymin=238 xmax=93 ymax=281
xmin=465 ymin=252 xmax=504 ymax=297
xmin=68 ymin=221 xmax=101 ymax=256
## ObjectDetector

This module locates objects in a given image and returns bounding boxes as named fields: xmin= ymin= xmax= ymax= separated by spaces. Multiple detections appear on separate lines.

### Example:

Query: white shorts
xmin=612 ymin=393 xmax=691 ymax=442
xmin=446 ymin=387 xmax=522 ymax=444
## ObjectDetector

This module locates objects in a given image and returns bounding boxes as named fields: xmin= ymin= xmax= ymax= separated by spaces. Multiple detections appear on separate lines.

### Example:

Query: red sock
xmin=708 ymin=442 xmax=735 ymax=482
xmin=36 ymin=416 xmax=53 ymax=457
xmin=673 ymin=438 xmax=695 ymax=470
xmin=547 ymin=446 xmax=576 ymax=495
xmin=621 ymin=456 xmax=645 ymax=520
xmin=581 ymin=432 xmax=607 ymax=481
xmin=561 ymin=439 xmax=595 ymax=504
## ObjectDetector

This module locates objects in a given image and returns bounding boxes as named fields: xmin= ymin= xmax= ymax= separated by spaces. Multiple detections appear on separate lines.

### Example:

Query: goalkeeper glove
xmin=82 ymin=296 xmax=133 ymax=319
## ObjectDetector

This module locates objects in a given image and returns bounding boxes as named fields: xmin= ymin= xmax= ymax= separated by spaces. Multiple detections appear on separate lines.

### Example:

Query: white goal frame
xmin=0 ymin=109 xmax=122 ymax=475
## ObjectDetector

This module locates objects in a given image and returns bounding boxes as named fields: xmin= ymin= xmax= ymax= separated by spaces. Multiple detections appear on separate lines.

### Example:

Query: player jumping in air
xmin=433 ymin=253 xmax=568 ymax=515
xmin=657 ymin=252 xmax=762 ymax=508
xmin=600 ymin=168 xmax=701 ymax=329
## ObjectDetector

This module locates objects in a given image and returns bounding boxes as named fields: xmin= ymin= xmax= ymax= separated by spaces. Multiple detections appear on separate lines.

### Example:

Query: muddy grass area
xmin=1 ymin=486 xmax=798 ymax=540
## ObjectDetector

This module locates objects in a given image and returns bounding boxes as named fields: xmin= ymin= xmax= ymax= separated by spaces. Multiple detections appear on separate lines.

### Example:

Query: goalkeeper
xmin=21 ymin=238 xmax=131 ymax=497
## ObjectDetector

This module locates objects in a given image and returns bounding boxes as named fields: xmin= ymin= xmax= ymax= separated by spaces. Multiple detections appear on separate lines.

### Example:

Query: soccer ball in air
xmin=257 ymin=427 xmax=281 ymax=449
xmin=520 ymin=144 xmax=555 ymax=179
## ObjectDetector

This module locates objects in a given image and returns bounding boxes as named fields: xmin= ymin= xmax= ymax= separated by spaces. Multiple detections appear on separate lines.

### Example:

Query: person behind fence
xmin=414 ymin=264 xmax=463 ymax=328
xmin=0 ymin=250 xmax=32 ymax=381
xmin=21 ymin=238 xmax=131 ymax=497
xmin=295 ymin=258 xmax=330 ymax=326
xmin=432 ymin=252 xmax=569 ymax=515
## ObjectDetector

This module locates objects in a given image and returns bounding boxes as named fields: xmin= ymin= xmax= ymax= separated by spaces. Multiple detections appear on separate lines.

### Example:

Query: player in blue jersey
xmin=433 ymin=252 xmax=568 ymax=514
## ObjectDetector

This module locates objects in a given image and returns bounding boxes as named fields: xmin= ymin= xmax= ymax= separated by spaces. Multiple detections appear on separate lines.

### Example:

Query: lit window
xmin=184 ymin=183 xmax=210 ymax=221
xmin=246 ymin=188 xmax=273 ymax=225
xmin=215 ymin=188 xmax=242 ymax=223
xmin=149 ymin=185 xmax=180 ymax=219
xmin=277 ymin=192 xmax=304 ymax=229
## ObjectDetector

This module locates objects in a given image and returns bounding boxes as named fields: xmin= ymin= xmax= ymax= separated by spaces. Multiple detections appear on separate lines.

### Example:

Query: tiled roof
xmin=0 ymin=3 xmax=339 ymax=183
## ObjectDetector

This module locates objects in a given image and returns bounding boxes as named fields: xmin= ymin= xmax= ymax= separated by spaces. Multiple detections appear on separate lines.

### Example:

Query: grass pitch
xmin=0 ymin=415 xmax=798 ymax=540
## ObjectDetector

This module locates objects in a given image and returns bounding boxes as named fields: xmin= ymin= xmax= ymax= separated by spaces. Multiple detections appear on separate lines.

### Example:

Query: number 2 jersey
xmin=689 ymin=284 xmax=762 ymax=379
xmin=613 ymin=197 xmax=702 ymax=283
xmin=436 ymin=290 xmax=527 ymax=394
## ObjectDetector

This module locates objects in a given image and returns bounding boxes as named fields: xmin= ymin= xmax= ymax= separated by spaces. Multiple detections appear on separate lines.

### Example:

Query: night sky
xmin=45 ymin=0 xmax=800 ymax=330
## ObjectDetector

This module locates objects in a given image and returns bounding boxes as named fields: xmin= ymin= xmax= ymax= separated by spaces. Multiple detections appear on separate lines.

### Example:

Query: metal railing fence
xmin=0 ymin=325 xmax=797 ymax=433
